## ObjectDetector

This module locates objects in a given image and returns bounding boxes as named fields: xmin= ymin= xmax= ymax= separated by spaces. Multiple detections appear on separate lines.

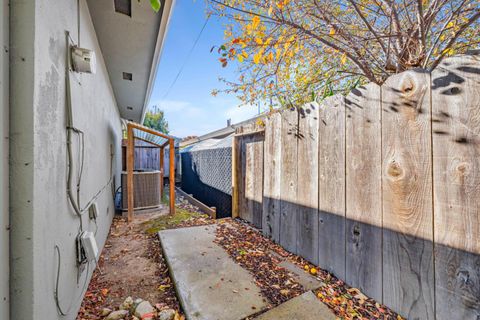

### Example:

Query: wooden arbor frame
xmin=126 ymin=122 xmax=176 ymax=221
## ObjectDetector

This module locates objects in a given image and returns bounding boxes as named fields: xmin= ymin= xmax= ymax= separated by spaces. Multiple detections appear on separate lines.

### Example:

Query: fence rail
xmin=233 ymin=54 xmax=480 ymax=320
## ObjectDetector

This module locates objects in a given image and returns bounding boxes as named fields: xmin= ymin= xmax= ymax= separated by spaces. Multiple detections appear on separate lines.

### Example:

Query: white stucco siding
xmin=34 ymin=0 xmax=122 ymax=318
xmin=10 ymin=0 xmax=122 ymax=319
xmin=10 ymin=0 xmax=38 ymax=317
xmin=0 ymin=0 xmax=9 ymax=318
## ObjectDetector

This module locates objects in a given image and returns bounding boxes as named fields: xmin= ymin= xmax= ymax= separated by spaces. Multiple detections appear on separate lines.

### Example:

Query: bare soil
xmin=77 ymin=203 xmax=213 ymax=320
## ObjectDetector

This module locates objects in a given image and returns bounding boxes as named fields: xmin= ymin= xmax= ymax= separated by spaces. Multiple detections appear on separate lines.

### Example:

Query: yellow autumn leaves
xmin=237 ymin=51 xmax=248 ymax=63
xmin=245 ymin=16 xmax=262 ymax=36
xmin=266 ymin=0 xmax=291 ymax=15
xmin=304 ymin=264 xmax=318 ymax=275
xmin=232 ymin=15 xmax=349 ymax=67
xmin=231 ymin=15 xmax=293 ymax=66
xmin=253 ymin=50 xmax=274 ymax=64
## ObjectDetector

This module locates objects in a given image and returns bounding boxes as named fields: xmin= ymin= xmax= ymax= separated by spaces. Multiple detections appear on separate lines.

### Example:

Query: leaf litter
xmin=215 ymin=219 xmax=404 ymax=320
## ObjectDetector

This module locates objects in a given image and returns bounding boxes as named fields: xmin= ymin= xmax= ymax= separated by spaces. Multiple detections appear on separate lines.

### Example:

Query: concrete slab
xmin=268 ymin=250 xmax=323 ymax=291
xmin=254 ymin=291 xmax=336 ymax=320
xmin=159 ymin=225 xmax=268 ymax=320
xmin=278 ymin=260 xmax=323 ymax=291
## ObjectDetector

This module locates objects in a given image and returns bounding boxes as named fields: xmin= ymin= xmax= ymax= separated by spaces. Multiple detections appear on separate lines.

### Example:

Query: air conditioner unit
xmin=121 ymin=170 xmax=161 ymax=210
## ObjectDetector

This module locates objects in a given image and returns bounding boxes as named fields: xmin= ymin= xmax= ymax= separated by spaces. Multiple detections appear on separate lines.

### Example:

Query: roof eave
xmin=140 ymin=0 xmax=176 ymax=124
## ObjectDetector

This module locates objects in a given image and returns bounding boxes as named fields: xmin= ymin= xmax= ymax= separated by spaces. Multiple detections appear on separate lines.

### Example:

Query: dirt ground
xmin=77 ymin=199 xmax=402 ymax=320
xmin=77 ymin=203 xmax=212 ymax=320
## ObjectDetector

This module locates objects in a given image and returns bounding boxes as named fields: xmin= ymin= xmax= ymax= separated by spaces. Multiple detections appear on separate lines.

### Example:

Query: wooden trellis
xmin=126 ymin=122 xmax=175 ymax=221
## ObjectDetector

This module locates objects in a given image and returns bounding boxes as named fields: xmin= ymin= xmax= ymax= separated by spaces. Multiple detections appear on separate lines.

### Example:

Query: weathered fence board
xmin=279 ymin=107 xmax=299 ymax=253
xmin=345 ymin=83 xmax=383 ymax=302
xmin=262 ymin=112 xmax=282 ymax=241
xmin=318 ymin=96 xmax=346 ymax=279
xmin=231 ymin=54 xmax=480 ymax=320
xmin=237 ymin=134 xmax=247 ymax=220
xmin=134 ymin=147 xmax=160 ymax=170
xmin=251 ymin=134 xmax=264 ymax=228
xmin=432 ymin=55 xmax=480 ymax=320
xmin=232 ymin=135 xmax=240 ymax=218
xmin=296 ymin=102 xmax=320 ymax=264
xmin=382 ymin=70 xmax=434 ymax=320
xmin=237 ymin=124 xmax=265 ymax=228
xmin=122 ymin=144 xmax=161 ymax=171
xmin=243 ymin=135 xmax=255 ymax=223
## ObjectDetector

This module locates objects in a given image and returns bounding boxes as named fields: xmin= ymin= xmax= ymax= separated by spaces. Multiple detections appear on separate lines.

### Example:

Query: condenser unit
xmin=121 ymin=170 xmax=161 ymax=210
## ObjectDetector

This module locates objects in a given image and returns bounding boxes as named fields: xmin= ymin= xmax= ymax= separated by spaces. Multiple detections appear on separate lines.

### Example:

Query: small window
xmin=123 ymin=72 xmax=133 ymax=81
xmin=114 ymin=0 xmax=132 ymax=17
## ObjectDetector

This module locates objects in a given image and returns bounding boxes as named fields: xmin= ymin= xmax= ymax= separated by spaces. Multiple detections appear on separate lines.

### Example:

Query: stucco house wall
xmin=1 ymin=0 xmax=9 ymax=318
xmin=10 ymin=0 xmax=122 ymax=319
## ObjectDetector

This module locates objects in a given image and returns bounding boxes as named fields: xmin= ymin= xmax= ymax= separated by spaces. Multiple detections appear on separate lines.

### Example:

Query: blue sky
xmin=148 ymin=0 xmax=261 ymax=138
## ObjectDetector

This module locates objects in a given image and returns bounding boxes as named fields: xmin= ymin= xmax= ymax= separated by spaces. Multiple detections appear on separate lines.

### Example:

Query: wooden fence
xmin=121 ymin=140 xmax=180 ymax=179
xmin=232 ymin=54 xmax=480 ymax=320
xmin=122 ymin=140 xmax=161 ymax=171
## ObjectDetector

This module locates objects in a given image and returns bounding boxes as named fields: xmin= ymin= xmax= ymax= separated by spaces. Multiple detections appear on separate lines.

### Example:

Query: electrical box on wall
xmin=71 ymin=46 xmax=96 ymax=74
xmin=88 ymin=202 xmax=98 ymax=220
xmin=80 ymin=231 xmax=98 ymax=262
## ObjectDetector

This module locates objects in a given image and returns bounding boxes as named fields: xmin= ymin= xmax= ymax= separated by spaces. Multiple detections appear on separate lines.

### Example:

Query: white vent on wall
xmin=114 ymin=0 xmax=132 ymax=16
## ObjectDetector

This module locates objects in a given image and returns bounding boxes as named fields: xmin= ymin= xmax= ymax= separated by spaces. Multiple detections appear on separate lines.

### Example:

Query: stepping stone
xmin=278 ymin=260 xmax=323 ymax=291
xmin=268 ymin=250 xmax=323 ymax=291
xmin=254 ymin=291 xmax=336 ymax=320
xmin=159 ymin=225 xmax=268 ymax=320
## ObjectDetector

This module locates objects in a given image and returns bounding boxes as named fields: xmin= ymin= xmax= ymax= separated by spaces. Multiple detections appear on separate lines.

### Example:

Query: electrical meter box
xmin=80 ymin=231 xmax=98 ymax=262
xmin=71 ymin=46 xmax=96 ymax=74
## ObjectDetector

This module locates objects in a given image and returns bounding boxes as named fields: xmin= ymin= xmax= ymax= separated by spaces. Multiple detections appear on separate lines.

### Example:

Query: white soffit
xmin=86 ymin=0 xmax=174 ymax=122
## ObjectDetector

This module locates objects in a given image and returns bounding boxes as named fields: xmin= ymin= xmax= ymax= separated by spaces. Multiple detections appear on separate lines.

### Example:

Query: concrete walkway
xmin=159 ymin=225 xmax=268 ymax=320
xmin=254 ymin=291 xmax=336 ymax=320
xmin=159 ymin=224 xmax=336 ymax=320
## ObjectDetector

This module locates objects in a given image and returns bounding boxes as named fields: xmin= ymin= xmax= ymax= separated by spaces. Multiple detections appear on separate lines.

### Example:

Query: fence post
xmin=169 ymin=139 xmax=175 ymax=215
xmin=231 ymin=135 xmax=239 ymax=218
xmin=160 ymin=147 xmax=164 ymax=199
xmin=127 ymin=125 xmax=134 ymax=222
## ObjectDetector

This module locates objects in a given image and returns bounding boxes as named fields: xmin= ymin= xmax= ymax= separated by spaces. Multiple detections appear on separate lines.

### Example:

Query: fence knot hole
xmin=387 ymin=161 xmax=404 ymax=180
xmin=456 ymin=162 xmax=470 ymax=176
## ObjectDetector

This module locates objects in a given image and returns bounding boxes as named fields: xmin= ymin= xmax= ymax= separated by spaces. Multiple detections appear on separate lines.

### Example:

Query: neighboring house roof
xmin=180 ymin=135 xmax=233 ymax=153
xmin=180 ymin=112 xmax=267 ymax=148
xmin=87 ymin=0 xmax=175 ymax=123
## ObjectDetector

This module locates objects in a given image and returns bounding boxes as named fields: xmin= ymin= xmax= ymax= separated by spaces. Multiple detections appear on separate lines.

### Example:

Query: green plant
xmin=143 ymin=106 xmax=169 ymax=134
xmin=148 ymin=0 xmax=162 ymax=12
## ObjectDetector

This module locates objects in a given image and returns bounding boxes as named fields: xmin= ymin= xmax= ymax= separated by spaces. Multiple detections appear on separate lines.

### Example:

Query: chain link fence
xmin=180 ymin=136 xmax=232 ymax=218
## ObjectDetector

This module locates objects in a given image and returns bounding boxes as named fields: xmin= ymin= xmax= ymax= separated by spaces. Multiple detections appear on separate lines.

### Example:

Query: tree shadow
xmin=255 ymin=197 xmax=480 ymax=320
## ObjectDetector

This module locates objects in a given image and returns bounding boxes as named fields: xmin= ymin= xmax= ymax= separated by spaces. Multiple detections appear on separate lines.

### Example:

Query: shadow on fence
xmin=256 ymin=197 xmax=480 ymax=320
